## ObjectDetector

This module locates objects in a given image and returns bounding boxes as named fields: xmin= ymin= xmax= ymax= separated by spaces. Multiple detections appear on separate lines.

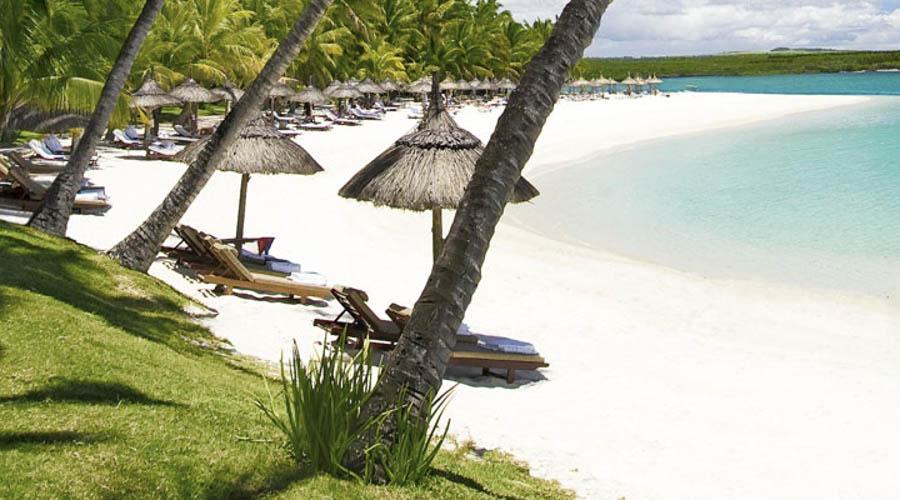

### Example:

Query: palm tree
xmin=28 ymin=0 xmax=164 ymax=237
xmin=345 ymin=0 xmax=614 ymax=479
xmin=0 ymin=0 xmax=132 ymax=142
xmin=108 ymin=0 xmax=335 ymax=272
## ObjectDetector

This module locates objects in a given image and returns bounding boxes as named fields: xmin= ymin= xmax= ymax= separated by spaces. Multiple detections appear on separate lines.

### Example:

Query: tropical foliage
xmin=0 ymin=0 xmax=552 ymax=140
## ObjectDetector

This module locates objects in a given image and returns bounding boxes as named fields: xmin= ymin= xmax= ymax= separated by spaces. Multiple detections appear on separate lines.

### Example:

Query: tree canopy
xmin=0 ymin=0 xmax=553 ymax=139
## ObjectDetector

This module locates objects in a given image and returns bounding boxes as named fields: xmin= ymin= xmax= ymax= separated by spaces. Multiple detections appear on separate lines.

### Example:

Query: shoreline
xmin=4 ymin=92 xmax=900 ymax=499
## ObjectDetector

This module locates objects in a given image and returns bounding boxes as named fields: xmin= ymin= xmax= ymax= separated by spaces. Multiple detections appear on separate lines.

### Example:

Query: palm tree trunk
xmin=108 ymin=0 xmax=334 ymax=272
xmin=346 ymin=0 xmax=614 ymax=479
xmin=27 ymin=0 xmax=164 ymax=236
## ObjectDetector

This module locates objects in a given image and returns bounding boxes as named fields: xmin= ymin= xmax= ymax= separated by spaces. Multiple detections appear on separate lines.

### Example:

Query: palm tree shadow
xmin=0 ymin=226 xmax=226 ymax=353
xmin=194 ymin=463 xmax=314 ymax=499
xmin=0 ymin=431 xmax=107 ymax=450
xmin=431 ymin=468 xmax=524 ymax=500
xmin=0 ymin=378 xmax=181 ymax=406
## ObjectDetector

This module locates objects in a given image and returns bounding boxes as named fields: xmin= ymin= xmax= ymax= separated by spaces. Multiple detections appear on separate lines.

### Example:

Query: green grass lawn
xmin=0 ymin=221 xmax=570 ymax=499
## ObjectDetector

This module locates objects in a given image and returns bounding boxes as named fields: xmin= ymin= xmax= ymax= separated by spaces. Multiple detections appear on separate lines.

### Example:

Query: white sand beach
xmin=6 ymin=93 xmax=900 ymax=499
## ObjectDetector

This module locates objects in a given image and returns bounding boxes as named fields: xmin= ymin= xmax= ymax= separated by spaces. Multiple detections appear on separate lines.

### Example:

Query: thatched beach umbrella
xmin=339 ymin=77 xmax=539 ymax=261
xmin=497 ymin=78 xmax=517 ymax=91
xmin=477 ymin=79 xmax=495 ymax=92
xmin=379 ymin=80 xmax=400 ymax=92
xmin=621 ymin=75 xmax=639 ymax=94
xmin=356 ymin=78 xmax=384 ymax=95
xmin=212 ymin=82 xmax=244 ymax=102
xmin=407 ymin=78 xmax=431 ymax=95
xmin=131 ymin=77 xmax=181 ymax=140
xmin=440 ymin=78 xmax=458 ymax=91
xmin=269 ymin=82 xmax=296 ymax=98
xmin=170 ymin=78 xmax=218 ymax=134
xmin=132 ymin=77 xmax=181 ymax=109
xmin=212 ymin=82 xmax=244 ymax=113
xmin=324 ymin=80 xmax=343 ymax=95
xmin=291 ymin=86 xmax=328 ymax=118
xmin=327 ymin=84 xmax=362 ymax=99
xmin=455 ymin=79 xmax=472 ymax=93
xmin=175 ymin=117 xmax=324 ymax=245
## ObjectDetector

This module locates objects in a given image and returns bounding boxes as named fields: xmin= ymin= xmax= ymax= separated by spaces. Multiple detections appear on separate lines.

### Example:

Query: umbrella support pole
xmin=432 ymin=208 xmax=443 ymax=263
xmin=235 ymin=174 xmax=250 ymax=251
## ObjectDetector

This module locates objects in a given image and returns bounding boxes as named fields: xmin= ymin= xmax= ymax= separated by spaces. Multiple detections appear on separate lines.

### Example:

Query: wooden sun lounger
xmin=314 ymin=286 xmax=547 ymax=383
xmin=0 ymin=155 xmax=110 ymax=214
xmin=198 ymin=239 xmax=331 ymax=302
xmin=165 ymin=224 xmax=290 ymax=277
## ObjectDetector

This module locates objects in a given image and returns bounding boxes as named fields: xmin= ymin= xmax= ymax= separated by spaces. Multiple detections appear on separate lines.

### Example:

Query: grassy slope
xmin=0 ymin=221 xmax=570 ymax=499
xmin=581 ymin=50 xmax=900 ymax=79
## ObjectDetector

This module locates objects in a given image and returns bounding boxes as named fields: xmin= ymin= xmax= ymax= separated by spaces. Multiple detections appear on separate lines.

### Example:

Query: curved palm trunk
xmin=108 ymin=0 xmax=334 ymax=272
xmin=27 ymin=0 xmax=164 ymax=236
xmin=347 ymin=0 xmax=614 ymax=478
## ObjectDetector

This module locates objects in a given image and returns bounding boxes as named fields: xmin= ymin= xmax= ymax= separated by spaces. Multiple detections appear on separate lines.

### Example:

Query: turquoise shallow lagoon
xmin=511 ymin=97 xmax=900 ymax=301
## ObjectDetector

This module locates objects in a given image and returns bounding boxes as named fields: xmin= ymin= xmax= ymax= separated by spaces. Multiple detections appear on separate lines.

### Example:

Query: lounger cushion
xmin=473 ymin=334 xmax=539 ymax=355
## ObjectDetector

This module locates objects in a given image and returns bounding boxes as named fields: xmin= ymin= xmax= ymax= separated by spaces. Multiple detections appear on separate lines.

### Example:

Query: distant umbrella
xmin=170 ymin=78 xmax=218 ymax=134
xmin=477 ymin=79 xmax=495 ymax=91
xmin=440 ymin=78 xmax=458 ymax=91
xmin=339 ymin=76 xmax=539 ymax=261
xmin=455 ymin=79 xmax=473 ymax=92
xmin=407 ymin=78 xmax=431 ymax=94
xmin=324 ymin=80 xmax=343 ymax=94
xmin=379 ymin=80 xmax=400 ymax=92
xmin=175 ymin=116 xmax=324 ymax=244
xmin=356 ymin=78 xmax=384 ymax=94
xmin=131 ymin=77 xmax=181 ymax=109
xmin=468 ymin=79 xmax=481 ymax=92
xmin=269 ymin=82 xmax=296 ymax=98
xmin=212 ymin=82 xmax=244 ymax=102
xmin=291 ymin=86 xmax=328 ymax=105
xmin=497 ymin=78 xmax=517 ymax=91
xmin=328 ymin=84 xmax=363 ymax=99
xmin=170 ymin=78 xmax=219 ymax=104
xmin=131 ymin=77 xmax=181 ymax=143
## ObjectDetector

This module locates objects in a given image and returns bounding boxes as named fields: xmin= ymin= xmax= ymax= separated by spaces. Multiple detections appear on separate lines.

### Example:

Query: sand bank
xmin=6 ymin=93 xmax=899 ymax=499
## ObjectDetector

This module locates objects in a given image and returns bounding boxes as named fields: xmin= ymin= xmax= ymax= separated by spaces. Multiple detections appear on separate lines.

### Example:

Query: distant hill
xmin=579 ymin=50 xmax=900 ymax=79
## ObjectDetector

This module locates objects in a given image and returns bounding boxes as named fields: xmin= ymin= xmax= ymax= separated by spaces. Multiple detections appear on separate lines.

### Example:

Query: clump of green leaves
xmin=374 ymin=386 xmax=453 ymax=485
xmin=255 ymin=336 xmax=452 ymax=485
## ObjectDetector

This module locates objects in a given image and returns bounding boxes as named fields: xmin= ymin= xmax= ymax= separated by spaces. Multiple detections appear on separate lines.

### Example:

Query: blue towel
xmin=239 ymin=249 xmax=267 ymax=265
xmin=474 ymin=334 xmax=539 ymax=355
xmin=266 ymin=260 xmax=301 ymax=274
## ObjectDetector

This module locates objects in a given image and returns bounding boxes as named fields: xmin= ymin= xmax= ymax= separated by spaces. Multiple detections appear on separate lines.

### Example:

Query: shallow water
xmin=511 ymin=97 xmax=900 ymax=301
xmin=661 ymin=72 xmax=900 ymax=96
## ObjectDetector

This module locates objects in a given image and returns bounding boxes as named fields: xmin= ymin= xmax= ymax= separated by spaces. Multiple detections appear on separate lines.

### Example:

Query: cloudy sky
xmin=501 ymin=0 xmax=900 ymax=57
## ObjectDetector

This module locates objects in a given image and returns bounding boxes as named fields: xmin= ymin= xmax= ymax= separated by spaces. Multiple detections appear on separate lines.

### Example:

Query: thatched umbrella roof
xmin=477 ymin=79 xmax=495 ymax=91
xmin=346 ymin=78 xmax=360 ymax=87
xmin=269 ymin=82 xmax=296 ymax=98
xmin=648 ymin=75 xmax=663 ymax=84
xmin=379 ymin=80 xmax=400 ymax=92
xmin=175 ymin=116 xmax=324 ymax=242
xmin=455 ymin=79 xmax=473 ymax=91
xmin=340 ymin=77 xmax=538 ymax=261
xmin=170 ymin=78 xmax=219 ymax=103
xmin=291 ymin=86 xmax=328 ymax=104
xmin=407 ymin=79 xmax=431 ymax=94
xmin=497 ymin=78 xmax=517 ymax=90
xmin=131 ymin=78 xmax=181 ymax=109
xmin=339 ymin=103 xmax=538 ymax=211
xmin=212 ymin=82 xmax=244 ymax=102
xmin=175 ymin=117 xmax=322 ymax=175
xmin=328 ymin=84 xmax=362 ymax=99
xmin=356 ymin=78 xmax=384 ymax=94
xmin=468 ymin=79 xmax=481 ymax=90
xmin=324 ymin=80 xmax=343 ymax=94
xmin=440 ymin=78 xmax=458 ymax=91
xmin=621 ymin=75 xmax=639 ymax=85
xmin=571 ymin=78 xmax=590 ymax=87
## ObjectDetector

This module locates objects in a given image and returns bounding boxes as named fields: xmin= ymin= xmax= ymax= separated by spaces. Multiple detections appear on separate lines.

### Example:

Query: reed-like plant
xmin=256 ymin=334 xmax=454 ymax=485
xmin=255 ymin=337 xmax=375 ymax=479
xmin=373 ymin=385 xmax=454 ymax=486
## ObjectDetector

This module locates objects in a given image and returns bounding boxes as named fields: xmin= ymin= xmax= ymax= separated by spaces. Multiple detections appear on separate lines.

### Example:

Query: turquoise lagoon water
xmin=660 ymin=72 xmax=900 ymax=95
xmin=510 ymin=92 xmax=900 ymax=301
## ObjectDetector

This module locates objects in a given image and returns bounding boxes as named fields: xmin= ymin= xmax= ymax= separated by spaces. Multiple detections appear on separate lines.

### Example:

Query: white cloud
xmin=499 ymin=0 xmax=900 ymax=56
